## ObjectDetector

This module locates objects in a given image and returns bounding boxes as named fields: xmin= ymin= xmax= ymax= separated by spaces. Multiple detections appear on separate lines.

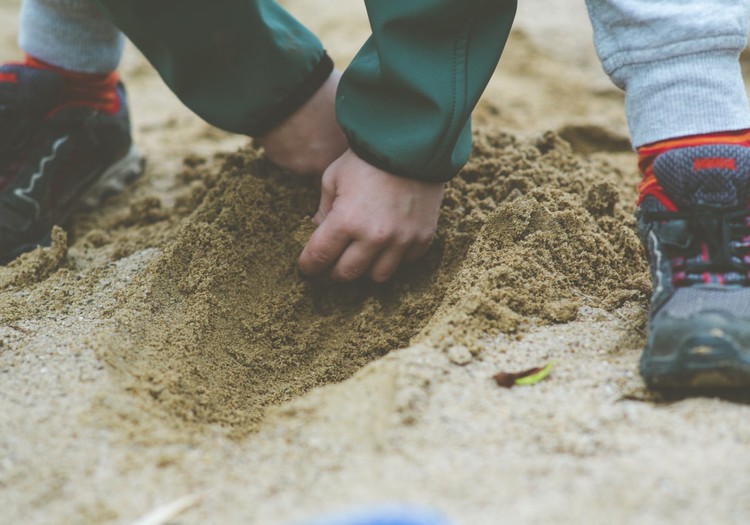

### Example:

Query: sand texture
xmin=2 ymin=1 xmax=750 ymax=524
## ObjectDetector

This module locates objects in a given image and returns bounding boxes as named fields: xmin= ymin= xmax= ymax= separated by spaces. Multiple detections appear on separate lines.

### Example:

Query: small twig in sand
xmin=7 ymin=323 xmax=32 ymax=334
xmin=129 ymin=493 xmax=202 ymax=525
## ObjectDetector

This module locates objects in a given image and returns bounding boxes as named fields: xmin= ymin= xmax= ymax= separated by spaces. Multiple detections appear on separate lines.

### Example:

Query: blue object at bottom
xmin=297 ymin=506 xmax=454 ymax=525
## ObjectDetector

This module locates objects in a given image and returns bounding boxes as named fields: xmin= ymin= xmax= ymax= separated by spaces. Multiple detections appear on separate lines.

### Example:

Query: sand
xmin=2 ymin=1 xmax=750 ymax=524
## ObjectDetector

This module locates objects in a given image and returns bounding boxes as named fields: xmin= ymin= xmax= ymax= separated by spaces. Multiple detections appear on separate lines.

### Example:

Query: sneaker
xmin=0 ymin=63 xmax=143 ymax=264
xmin=638 ymin=144 xmax=750 ymax=389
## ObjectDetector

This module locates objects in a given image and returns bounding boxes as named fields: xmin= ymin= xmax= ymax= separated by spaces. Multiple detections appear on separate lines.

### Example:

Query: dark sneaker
xmin=0 ymin=64 xmax=143 ymax=264
xmin=638 ymin=144 xmax=750 ymax=389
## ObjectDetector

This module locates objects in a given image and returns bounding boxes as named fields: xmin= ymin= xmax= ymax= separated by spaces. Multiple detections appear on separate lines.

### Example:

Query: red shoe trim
xmin=24 ymin=55 xmax=120 ymax=115
xmin=0 ymin=72 xmax=18 ymax=83
xmin=637 ymin=129 xmax=750 ymax=209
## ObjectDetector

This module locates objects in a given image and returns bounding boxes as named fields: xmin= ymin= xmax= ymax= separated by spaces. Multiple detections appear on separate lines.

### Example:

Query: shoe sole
xmin=79 ymin=145 xmax=145 ymax=209
xmin=641 ymin=315 xmax=750 ymax=389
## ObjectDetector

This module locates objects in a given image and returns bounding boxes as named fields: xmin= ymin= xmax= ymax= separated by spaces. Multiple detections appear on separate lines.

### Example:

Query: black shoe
xmin=638 ymin=144 xmax=750 ymax=389
xmin=0 ymin=63 xmax=143 ymax=264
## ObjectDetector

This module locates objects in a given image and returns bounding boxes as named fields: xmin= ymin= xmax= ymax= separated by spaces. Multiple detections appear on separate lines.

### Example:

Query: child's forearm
xmin=337 ymin=0 xmax=517 ymax=183
xmin=94 ymin=0 xmax=333 ymax=137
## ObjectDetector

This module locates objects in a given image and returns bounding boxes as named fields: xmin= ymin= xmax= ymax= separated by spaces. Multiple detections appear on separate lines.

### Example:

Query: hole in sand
xmin=97 ymin=129 xmax=649 ymax=436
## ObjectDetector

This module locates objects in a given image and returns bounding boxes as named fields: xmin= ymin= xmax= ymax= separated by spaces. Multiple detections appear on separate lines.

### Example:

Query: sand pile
xmin=65 ymin=127 xmax=651 ymax=436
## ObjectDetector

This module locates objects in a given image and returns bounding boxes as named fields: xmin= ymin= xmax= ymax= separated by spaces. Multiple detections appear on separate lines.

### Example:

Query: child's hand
xmin=298 ymin=149 xmax=444 ymax=282
xmin=257 ymin=70 xmax=348 ymax=176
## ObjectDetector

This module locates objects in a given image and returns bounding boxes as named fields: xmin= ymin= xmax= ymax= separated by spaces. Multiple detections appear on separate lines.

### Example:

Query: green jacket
xmin=95 ymin=0 xmax=517 ymax=182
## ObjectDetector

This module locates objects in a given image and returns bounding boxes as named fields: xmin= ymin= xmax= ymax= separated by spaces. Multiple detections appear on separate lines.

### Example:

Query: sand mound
xmin=91 ymin=128 xmax=649 ymax=436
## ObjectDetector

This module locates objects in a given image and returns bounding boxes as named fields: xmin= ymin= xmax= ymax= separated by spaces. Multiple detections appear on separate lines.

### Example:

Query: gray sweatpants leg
xmin=19 ymin=0 xmax=124 ymax=73
xmin=586 ymin=0 xmax=750 ymax=147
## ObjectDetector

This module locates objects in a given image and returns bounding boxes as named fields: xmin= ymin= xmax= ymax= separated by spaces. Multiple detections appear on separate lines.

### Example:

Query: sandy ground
xmin=2 ymin=1 xmax=750 ymax=524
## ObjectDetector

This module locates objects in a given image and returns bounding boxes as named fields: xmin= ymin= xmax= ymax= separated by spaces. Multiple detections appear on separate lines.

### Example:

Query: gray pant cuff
xmin=620 ymin=50 xmax=750 ymax=147
xmin=19 ymin=0 xmax=124 ymax=73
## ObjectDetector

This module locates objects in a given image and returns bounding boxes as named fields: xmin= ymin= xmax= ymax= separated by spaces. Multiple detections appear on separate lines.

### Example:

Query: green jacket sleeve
xmin=94 ymin=0 xmax=333 ymax=136
xmin=337 ymin=0 xmax=517 ymax=182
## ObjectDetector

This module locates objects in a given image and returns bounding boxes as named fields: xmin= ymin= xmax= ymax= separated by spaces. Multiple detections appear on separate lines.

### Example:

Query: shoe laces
xmin=645 ymin=207 xmax=750 ymax=286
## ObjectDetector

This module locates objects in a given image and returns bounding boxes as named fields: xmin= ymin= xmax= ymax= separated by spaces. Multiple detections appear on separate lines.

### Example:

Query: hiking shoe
xmin=637 ymin=144 xmax=750 ymax=389
xmin=0 ymin=63 xmax=143 ymax=264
